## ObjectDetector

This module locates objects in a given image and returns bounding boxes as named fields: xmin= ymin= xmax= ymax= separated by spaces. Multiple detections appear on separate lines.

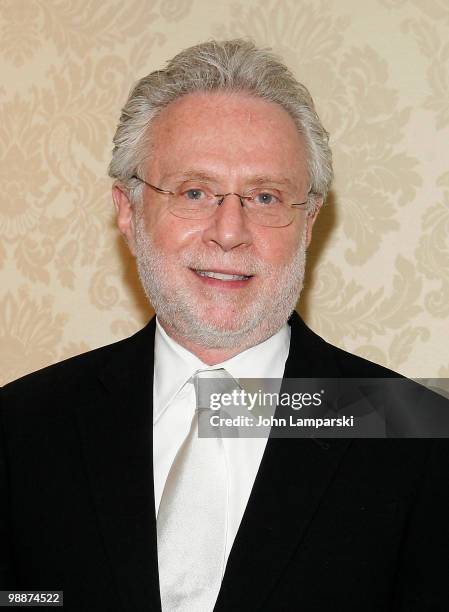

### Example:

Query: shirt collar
xmin=153 ymin=317 xmax=291 ymax=424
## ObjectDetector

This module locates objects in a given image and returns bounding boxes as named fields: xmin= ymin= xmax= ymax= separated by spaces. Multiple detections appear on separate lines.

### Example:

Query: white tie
xmin=157 ymin=369 xmax=238 ymax=612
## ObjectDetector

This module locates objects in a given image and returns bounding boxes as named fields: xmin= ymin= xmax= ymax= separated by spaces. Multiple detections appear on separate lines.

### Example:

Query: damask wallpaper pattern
xmin=1 ymin=0 xmax=448 ymax=384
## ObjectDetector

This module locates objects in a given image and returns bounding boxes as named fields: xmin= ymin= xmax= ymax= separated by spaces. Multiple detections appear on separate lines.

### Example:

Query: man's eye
xmin=184 ymin=189 xmax=206 ymax=201
xmin=253 ymin=192 xmax=280 ymax=206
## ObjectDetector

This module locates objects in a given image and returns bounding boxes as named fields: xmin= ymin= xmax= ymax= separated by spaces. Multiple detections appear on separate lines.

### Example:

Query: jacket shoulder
xmin=1 ymin=321 xmax=154 ymax=410
xmin=326 ymin=342 xmax=401 ymax=378
xmin=288 ymin=311 xmax=401 ymax=378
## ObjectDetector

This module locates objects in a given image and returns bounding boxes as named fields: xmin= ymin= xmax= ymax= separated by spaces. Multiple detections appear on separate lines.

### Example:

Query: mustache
xmin=178 ymin=250 xmax=275 ymax=276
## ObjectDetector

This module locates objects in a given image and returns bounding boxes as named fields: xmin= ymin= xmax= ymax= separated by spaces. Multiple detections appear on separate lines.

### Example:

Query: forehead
xmin=148 ymin=91 xmax=308 ymax=186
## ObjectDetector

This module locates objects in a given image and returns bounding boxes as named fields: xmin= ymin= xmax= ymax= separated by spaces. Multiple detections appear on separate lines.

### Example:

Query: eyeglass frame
xmin=130 ymin=174 xmax=312 ymax=226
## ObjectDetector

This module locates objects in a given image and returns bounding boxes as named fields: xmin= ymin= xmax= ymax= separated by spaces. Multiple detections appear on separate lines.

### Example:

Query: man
xmin=1 ymin=39 xmax=448 ymax=612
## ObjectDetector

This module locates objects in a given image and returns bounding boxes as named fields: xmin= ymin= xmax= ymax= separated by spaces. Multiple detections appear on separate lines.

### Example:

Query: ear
xmin=305 ymin=196 xmax=323 ymax=248
xmin=112 ymin=184 xmax=136 ymax=257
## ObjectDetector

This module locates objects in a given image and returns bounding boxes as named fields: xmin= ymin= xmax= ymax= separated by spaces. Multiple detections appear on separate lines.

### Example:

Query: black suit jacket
xmin=1 ymin=312 xmax=448 ymax=611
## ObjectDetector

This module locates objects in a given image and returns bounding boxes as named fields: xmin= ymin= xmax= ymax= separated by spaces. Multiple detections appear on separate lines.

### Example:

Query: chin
xmin=173 ymin=308 xmax=276 ymax=350
xmin=200 ymin=310 xmax=249 ymax=332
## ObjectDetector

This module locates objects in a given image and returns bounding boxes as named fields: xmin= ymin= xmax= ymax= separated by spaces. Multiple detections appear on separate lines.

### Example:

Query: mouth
xmin=196 ymin=270 xmax=252 ymax=281
xmin=190 ymin=268 xmax=254 ymax=287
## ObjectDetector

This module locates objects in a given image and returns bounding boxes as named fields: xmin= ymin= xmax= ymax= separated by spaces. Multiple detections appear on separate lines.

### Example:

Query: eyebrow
xmin=160 ymin=169 xmax=298 ymax=191
xmin=241 ymin=174 xmax=297 ymax=190
xmin=161 ymin=170 xmax=217 ymax=184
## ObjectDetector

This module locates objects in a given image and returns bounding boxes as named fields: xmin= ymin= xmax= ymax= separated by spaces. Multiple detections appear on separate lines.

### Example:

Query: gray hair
xmin=108 ymin=39 xmax=333 ymax=205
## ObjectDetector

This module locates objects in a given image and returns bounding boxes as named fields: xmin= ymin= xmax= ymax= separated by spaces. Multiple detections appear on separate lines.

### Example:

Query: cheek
xmin=254 ymin=228 xmax=303 ymax=265
xmin=142 ymin=207 xmax=202 ymax=251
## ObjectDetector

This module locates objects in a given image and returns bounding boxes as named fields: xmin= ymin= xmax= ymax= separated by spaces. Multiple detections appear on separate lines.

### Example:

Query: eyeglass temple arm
xmin=130 ymin=175 xmax=174 ymax=195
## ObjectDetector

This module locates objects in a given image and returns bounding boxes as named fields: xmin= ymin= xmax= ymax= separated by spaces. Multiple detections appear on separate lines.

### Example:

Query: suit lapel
xmin=74 ymin=319 xmax=161 ymax=612
xmin=214 ymin=312 xmax=352 ymax=611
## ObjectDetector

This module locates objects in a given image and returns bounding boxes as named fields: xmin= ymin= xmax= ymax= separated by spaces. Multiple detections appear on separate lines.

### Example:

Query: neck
xmin=157 ymin=318 xmax=273 ymax=365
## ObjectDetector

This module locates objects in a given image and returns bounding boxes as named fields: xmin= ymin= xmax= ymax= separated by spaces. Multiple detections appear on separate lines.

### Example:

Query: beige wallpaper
xmin=1 ymin=0 xmax=448 ymax=385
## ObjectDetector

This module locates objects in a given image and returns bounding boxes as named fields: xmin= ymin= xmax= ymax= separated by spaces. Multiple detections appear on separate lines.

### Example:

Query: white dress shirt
xmin=153 ymin=318 xmax=291 ymax=568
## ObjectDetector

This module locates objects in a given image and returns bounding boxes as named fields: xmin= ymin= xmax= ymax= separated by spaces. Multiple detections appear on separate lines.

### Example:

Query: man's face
xmin=115 ymin=91 xmax=320 ymax=351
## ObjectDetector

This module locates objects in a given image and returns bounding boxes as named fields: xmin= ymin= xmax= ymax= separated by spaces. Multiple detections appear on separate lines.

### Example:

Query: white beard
xmin=134 ymin=215 xmax=308 ymax=351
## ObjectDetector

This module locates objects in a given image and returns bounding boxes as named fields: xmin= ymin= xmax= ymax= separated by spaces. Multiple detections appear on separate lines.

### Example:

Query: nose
xmin=201 ymin=193 xmax=253 ymax=252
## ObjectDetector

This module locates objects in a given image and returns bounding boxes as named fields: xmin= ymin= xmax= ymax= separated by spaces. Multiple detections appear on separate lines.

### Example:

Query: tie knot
xmin=192 ymin=369 xmax=241 ymax=439
xmin=193 ymin=368 xmax=240 ymax=410
xmin=194 ymin=367 xmax=233 ymax=380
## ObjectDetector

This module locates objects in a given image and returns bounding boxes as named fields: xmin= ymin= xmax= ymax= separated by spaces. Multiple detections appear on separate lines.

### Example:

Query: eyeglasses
xmin=131 ymin=175 xmax=310 ymax=228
